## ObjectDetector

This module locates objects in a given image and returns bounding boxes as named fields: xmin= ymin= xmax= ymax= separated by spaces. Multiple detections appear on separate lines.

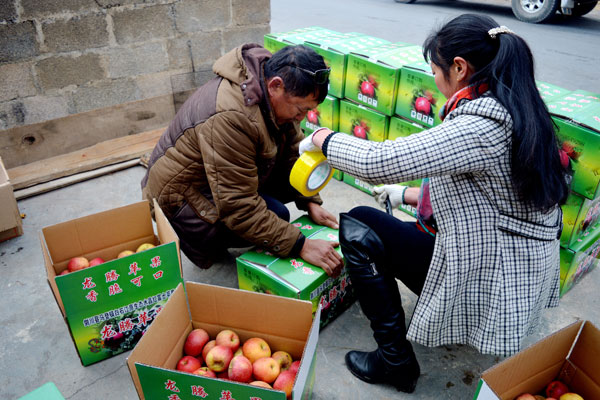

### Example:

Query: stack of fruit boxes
xmin=544 ymin=88 xmax=600 ymax=296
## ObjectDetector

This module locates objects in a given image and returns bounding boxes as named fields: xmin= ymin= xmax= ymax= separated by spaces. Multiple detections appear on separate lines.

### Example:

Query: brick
xmin=135 ymin=71 xmax=174 ymax=99
xmin=35 ymin=54 xmax=105 ymax=91
xmin=43 ymin=13 xmax=109 ymax=53
xmin=0 ymin=21 xmax=39 ymax=63
xmin=0 ymin=63 xmax=37 ymax=102
xmin=0 ymin=0 xmax=18 ymax=23
xmin=112 ymin=5 xmax=175 ymax=45
xmin=20 ymin=0 xmax=99 ymax=19
xmin=189 ymin=31 xmax=222 ymax=70
xmin=223 ymin=25 xmax=270 ymax=52
xmin=108 ymin=42 xmax=169 ymax=78
xmin=167 ymin=37 xmax=194 ymax=70
xmin=174 ymin=0 xmax=230 ymax=33
xmin=97 ymin=0 xmax=146 ymax=7
xmin=0 ymin=95 xmax=71 ymax=128
xmin=72 ymin=78 xmax=139 ymax=113
xmin=232 ymin=0 xmax=270 ymax=26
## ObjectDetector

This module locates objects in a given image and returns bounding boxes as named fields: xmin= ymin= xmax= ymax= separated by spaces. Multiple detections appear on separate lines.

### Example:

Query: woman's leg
xmin=339 ymin=206 xmax=435 ymax=393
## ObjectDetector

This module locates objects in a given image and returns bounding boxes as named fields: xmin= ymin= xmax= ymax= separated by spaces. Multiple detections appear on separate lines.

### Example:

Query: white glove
xmin=299 ymin=127 xmax=330 ymax=155
xmin=372 ymin=185 xmax=408 ymax=209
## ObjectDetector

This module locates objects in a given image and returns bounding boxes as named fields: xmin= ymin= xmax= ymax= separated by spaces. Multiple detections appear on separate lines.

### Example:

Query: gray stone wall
xmin=0 ymin=0 xmax=270 ymax=130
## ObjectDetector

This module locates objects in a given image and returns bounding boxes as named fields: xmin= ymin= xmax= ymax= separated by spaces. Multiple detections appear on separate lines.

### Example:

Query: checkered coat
xmin=324 ymin=93 xmax=562 ymax=355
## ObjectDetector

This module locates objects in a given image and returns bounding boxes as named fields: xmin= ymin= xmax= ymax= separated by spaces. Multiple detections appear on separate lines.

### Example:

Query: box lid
xmin=536 ymin=81 xmax=572 ymax=103
xmin=548 ymin=90 xmax=600 ymax=133
xmin=307 ymin=34 xmax=390 ymax=54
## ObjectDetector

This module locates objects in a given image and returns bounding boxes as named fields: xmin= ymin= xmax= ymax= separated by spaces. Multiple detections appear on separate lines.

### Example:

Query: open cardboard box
xmin=0 ymin=157 xmax=23 ymax=242
xmin=127 ymin=281 xmax=320 ymax=400
xmin=40 ymin=200 xmax=183 ymax=366
xmin=474 ymin=320 xmax=600 ymax=400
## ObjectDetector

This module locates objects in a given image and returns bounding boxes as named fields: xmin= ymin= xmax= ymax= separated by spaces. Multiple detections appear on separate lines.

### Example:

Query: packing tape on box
xmin=290 ymin=151 xmax=334 ymax=197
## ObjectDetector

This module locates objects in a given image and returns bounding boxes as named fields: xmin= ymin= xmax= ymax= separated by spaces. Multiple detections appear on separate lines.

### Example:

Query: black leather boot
xmin=339 ymin=213 xmax=420 ymax=393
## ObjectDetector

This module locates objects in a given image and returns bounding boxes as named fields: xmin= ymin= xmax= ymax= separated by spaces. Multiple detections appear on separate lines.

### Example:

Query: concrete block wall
xmin=0 ymin=0 xmax=270 ymax=130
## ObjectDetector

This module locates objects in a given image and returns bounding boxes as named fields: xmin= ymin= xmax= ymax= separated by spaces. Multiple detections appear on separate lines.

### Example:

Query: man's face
xmin=267 ymin=77 xmax=320 ymax=125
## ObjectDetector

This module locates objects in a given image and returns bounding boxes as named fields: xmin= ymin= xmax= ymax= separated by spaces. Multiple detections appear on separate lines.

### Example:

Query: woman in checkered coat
xmin=302 ymin=14 xmax=569 ymax=393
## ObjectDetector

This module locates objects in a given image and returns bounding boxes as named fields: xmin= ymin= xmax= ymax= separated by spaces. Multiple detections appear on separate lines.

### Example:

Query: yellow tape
xmin=290 ymin=151 xmax=334 ymax=197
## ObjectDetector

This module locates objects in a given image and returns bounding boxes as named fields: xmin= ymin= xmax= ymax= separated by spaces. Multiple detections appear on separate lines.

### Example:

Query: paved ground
xmin=1 ymin=165 xmax=599 ymax=399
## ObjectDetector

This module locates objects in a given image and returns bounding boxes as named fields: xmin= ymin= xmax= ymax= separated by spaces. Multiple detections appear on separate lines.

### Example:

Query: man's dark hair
xmin=264 ymin=45 xmax=328 ymax=103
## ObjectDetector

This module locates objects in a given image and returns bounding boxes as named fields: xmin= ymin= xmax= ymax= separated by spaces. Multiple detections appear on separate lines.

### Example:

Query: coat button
xmin=274 ymin=245 xmax=280 ymax=252
xmin=200 ymin=210 xmax=206 ymax=216
xmin=242 ymin=83 xmax=247 ymax=89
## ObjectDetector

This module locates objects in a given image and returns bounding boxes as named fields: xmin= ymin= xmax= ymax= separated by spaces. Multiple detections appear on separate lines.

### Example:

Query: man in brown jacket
xmin=142 ymin=44 xmax=343 ymax=276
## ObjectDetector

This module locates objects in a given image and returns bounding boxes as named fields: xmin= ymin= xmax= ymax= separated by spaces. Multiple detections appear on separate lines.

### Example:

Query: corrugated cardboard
xmin=40 ymin=200 xmax=183 ymax=365
xmin=127 ymin=281 xmax=321 ymax=400
xmin=474 ymin=320 xmax=600 ymax=400
xmin=0 ymin=157 xmax=23 ymax=242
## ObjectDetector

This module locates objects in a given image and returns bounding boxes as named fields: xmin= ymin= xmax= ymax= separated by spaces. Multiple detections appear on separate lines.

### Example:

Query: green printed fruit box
xmin=536 ymin=80 xmax=572 ymax=104
xmin=263 ymin=27 xmax=344 ymax=54
xmin=561 ymin=190 xmax=600 ymax=251
xmin=41 ymin=200 xmax=183 ymax=366
xmin=342 ymin=172 xmax=375 ymax=195
xmin=128 ymin=282 xmax=320 ymax=400
xmin=332 ymin=169 xmax=343 ymax=181
xmin=388 ymin=116 xmax=426 ymax=188
xmin=18 ymin=382 xmax=65 ymax=400
xmin=345 ymin=43 xmax=422 ymax=116
xmin=236 ymin=215 xmax=355 ymax=328
xmin=305 ymin=34 xmax=390 ymax=98
xmin=301 ymin=94 xmax=340 ymax=134
xmin=560 ymin=228 xmax=600 ymax=297
xmin=339 ymin=99 xmax=389 ymax=142
xmin=395 ymin=61 xmax=446 ymax=127
xmin=548 ymin=90 xmax=600 ymax=200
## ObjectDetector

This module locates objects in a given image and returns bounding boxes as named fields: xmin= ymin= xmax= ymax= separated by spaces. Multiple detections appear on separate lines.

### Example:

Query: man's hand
xmin=307 ymin=202 xmax=339 ymax=229
xmin=300 ymin=238 xmax=344 ymax=277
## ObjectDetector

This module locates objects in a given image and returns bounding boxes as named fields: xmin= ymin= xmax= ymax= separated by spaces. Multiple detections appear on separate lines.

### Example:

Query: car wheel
xmin=394 ymin=0 xmax=417 ymax=4
xmin=511 ymin=0 xmax=560 ymax=22
xmin=568 ymin=0 xmax=598 ymax=16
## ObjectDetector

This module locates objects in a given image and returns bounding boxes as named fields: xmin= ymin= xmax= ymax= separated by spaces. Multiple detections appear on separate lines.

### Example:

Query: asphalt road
xmin=271 ymin=0 xmax=600 ymax=94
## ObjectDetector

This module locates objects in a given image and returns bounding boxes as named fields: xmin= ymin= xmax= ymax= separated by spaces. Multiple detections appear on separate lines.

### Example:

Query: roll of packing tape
xmin=290 ymin=151 xmax=334 ymax=197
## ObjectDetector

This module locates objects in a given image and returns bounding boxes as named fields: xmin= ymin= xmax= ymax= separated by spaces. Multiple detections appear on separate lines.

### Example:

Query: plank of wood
xmin=8 ymin=127 xmax=164 ymax=190
xmin=0 ymin=94 xmax=174 ymax=169
xmin=13 ymin=159 xmax=142 ymax=200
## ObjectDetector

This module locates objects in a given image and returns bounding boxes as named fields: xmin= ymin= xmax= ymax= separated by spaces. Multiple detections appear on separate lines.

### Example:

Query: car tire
xmin=395 ymin=0 xmax=417 ymax=4
xmin=511 ymin=0 xmax=560 ymax=22
xmin=569 ymin=0 xmax=598 ymax=16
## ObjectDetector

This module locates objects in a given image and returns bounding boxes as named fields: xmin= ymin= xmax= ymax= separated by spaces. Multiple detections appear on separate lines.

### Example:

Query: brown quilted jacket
xmin=141 ymin=44 xmax=321 ymax=258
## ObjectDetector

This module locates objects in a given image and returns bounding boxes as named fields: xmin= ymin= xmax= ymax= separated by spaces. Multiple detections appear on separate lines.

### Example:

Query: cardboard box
xmin=236 ymin=215 xmax=355 ymax=328
xmin=332 ymin=169 xmax=343 ymax=181
xmin=395 ymin=61 xmax=447 ymax=127
xmin=344 ymin=43 xmax=422 ymax=116
xmin=561 ymin=191 xmax=600 ymax=251
xmin=548 ymin=90 xmax=600 ymax=199
xmin=536 ymin=80 xmax=572 ymax=104
xmin=263 ymin=27 xmax=341 ymax=54
xmin=41 ymin=200 xmax=183 ymax=366
xmin=301 ymin=94 xmax=340 ymax=134
xmin=560 ymin=228 xmax=600 ymax=297
xmin=473 ymin=320 xmax=600 ymax=400
xmin=0 ymin=157 xmax=23 ymax=242
xmin=342 ymin=172 xmax=375 ymax=195
xmin=339 ymin=99 xmax=389 ymax=142
xmin=387 ymin=115 xmax=425 ymax=188
xmin=305 ymin=34 xmax=390 ymax=98
xmin=127 ymin=282 xmax=321 ymax=400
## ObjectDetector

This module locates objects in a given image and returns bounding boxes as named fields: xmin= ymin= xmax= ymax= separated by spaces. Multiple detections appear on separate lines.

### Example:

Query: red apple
xmin=288 ymin=360 xmax=301 ymax=375
xmin=352 ymin=125 xmax=367 ymax=139
xmin=176 ymin=355 xmax=202 ymax=373
xmin=250 ymin=381 xmax=272 ymax=389
xmin=228 ymin=355 xmax=253 ymax=383
xmin=272 ymin=351 xmax=293 ymax=371
xmin=117 ymin=250 xmax=134 ymax=258
xmin=253 ymin=357 xmax=280 ymax=383
xmin=514 ymin=395 xmax=535 ymax=400
xmin=59 ymin=269 xmax=69 ymax=276
xmin=88 ymin=257 xmax=105 ymax=267
xmin=136 ymin=243 xmax=155 ymax=252
xmin=67 ymin=256 xmax=89 ymax=272
xmin=414 ymin=97 xmax=431 ymax=115
xmin=202 ymin=340 xmax=216 ymax=361
xmin=273 ymin=369 xmax=296 ymax=399
xmin=559 ymin=394 xmax=583 ymax=400
xmin=360 ymin=81 xmax=375 ymax=97
xmin=243 ymin=337 xmax=271 ymax=364
xmin=546 ymin=381 xmax=569 ymax=399
xmin=193 ymin=367 xmax=216 ymax=378
xmin=216 ymin=329 xmax=240 ymax=352
xmin=217 ymin=371 xmax=229 ymax=380
xmin=205 ymin=345 xmax=233 ymax=373
xmin=184 ymin=328 xmax=210 ymax=357
xmin=306 ymin=110 xmax=319 ymax=124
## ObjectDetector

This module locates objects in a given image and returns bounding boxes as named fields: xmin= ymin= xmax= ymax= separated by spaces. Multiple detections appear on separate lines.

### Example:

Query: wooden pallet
xmin=8 ymin=128 xmax=164 ymax=199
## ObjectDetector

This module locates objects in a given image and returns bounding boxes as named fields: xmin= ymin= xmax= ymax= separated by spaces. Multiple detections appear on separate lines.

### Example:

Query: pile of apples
xmin=58 ymin=243 xmax=155 ymax=276
xmin=176 ymin=328 xmax=300 ymax=399
xmin=515 ymin=380 xmax=584 ymax=400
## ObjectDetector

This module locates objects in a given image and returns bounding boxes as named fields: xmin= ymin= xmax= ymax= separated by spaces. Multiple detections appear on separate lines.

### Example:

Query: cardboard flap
xmin=482 ymin=321 xmax=583 ymax=398
xmin=127 ymin=283 xmax=191 ymax=400
xmin=40 ymin=231 xmax=66 ymax=316
xmin=293 ymin=305 xmax=321 ymax=400
xmin=42 ymin=201 xmax=154 ymax=263
xmin=566 ymin=321 xmax=600 ymax=398
xmin=186 ymin=282 xmax=313 ymax=341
